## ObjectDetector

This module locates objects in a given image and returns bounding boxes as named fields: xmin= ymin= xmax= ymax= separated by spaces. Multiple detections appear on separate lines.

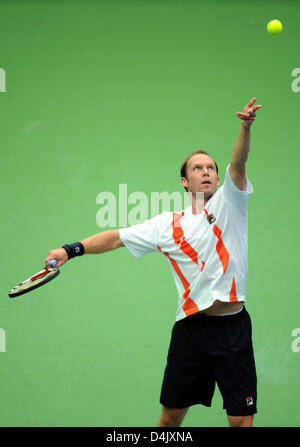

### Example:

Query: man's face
xmin=181 ymin=154 xmax=220 ymax=199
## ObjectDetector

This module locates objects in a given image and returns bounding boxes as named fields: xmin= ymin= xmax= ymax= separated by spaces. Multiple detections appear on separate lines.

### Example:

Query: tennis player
xmin=45 ymin=97 xmax=261 ymax=427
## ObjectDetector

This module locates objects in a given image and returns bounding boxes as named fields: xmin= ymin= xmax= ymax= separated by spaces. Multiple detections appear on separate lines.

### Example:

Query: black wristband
xmin=62 ymin=242 xmax=85 ymax=259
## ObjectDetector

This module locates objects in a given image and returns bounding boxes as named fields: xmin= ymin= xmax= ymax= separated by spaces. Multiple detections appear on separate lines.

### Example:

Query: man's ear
xmin=217 ymin=177 xmax=220 ymax=187
xmin=181 ymin=177 xmax=188 ymax=189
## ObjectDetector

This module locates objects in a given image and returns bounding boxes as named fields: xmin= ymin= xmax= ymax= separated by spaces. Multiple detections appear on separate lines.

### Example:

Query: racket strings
xmin=9 ymin=267 xmax=59 ymax=297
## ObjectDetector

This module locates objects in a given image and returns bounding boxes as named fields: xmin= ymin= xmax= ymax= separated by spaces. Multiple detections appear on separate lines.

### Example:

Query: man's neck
xmin=191 ymin=195 xmax=210 ymax=215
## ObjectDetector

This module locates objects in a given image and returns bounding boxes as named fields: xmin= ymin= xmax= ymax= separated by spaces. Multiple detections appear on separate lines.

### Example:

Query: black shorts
xmin=160 ymin=307 xmax=257 ymax=416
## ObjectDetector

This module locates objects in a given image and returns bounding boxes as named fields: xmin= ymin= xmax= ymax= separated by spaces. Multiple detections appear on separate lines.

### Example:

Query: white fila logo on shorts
xmin=246 ymin=397 xmax=254 ymax=406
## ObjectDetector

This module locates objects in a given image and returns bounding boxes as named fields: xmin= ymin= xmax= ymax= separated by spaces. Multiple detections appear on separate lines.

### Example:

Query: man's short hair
xmin=180 ymin=150 xmax=219 ymax=192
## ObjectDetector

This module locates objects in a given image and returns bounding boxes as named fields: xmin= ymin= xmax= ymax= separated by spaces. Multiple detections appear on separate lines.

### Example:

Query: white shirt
xmin=119 ymin=164 xmax=253 ymax=321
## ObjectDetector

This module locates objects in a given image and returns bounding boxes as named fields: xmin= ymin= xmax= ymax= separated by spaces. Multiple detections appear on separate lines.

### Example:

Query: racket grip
xmin=47 ymin=259 xmax=58 ymax=268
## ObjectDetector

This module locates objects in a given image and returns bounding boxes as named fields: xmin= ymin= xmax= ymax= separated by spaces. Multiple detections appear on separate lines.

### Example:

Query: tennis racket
xmin=8 ymin=259 xmax=60 ymax=298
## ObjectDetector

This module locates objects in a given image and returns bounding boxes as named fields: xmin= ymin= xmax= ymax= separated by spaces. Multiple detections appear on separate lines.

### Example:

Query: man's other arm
xmin=229 ymin=97 xmax=262 ymax=191
xmin=45 ymin=230 xmax=124 ymax=268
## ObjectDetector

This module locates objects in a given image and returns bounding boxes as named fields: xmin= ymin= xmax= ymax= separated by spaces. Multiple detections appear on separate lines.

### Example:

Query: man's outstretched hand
xmin=45 ymin=248 xmax=69 ymax=268
xmin=236 ymin=97 xmax=262 ymax=127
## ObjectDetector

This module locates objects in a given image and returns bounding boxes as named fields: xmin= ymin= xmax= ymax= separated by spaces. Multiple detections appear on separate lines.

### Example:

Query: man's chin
xmin=195 ymin=189 xmax=213 ymax=198
xmin=188 ymin=189 xmax=216 ymax=200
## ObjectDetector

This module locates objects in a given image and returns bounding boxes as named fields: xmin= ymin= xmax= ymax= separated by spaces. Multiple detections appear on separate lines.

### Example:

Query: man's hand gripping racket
xmin=8 ymin=248 xmax=69 ymax=298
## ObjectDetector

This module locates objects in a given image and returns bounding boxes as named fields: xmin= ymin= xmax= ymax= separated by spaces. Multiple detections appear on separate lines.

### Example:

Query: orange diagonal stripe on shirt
xmin=172 ymin=212 xmax=184 ymax=244
xmin=213 ymin=224 xmax=229 ymax=273
xmin=172 ymin=212 xmax=199 ymax=265
xmin=229 ymin=277 xmax=238 ymax=302
xmin=157 ymin=245 xmax=199 ymax=316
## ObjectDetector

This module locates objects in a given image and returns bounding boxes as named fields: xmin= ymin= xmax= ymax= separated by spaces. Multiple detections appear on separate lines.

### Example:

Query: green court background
xmin=0 ymin=0 xmax=299 ymax=427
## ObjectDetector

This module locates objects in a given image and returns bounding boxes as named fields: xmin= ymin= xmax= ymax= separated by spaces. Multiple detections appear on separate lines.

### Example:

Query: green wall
xmin=0 ymin=0 xmax=299 ymax=427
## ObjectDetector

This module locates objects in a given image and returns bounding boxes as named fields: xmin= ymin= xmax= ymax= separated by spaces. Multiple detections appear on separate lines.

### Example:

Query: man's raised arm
xmin=229 ymin=97 xmax=262 ymax=191
xmin=45 ymin=230 xmax=124 ymax=268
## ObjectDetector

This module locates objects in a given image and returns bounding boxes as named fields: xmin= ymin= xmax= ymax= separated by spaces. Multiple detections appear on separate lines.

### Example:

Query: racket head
xmin=8 ymin=263 xmax=60 ymax=298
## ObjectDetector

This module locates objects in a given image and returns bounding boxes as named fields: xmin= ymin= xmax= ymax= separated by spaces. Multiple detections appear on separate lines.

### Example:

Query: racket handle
xmin=47 ymin=259 xmax=58 ymax=268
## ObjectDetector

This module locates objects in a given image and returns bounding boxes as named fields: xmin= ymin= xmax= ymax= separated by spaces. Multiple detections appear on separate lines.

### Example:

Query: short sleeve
xmin=222 ymin=164 xmax=253 ymax=217
xmin=119 ymin=213 xmax=163 ymax=258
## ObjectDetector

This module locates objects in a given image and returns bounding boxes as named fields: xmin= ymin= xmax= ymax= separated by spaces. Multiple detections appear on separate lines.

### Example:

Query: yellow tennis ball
xmin=267 ymin=19 xmax=283 ymax=35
